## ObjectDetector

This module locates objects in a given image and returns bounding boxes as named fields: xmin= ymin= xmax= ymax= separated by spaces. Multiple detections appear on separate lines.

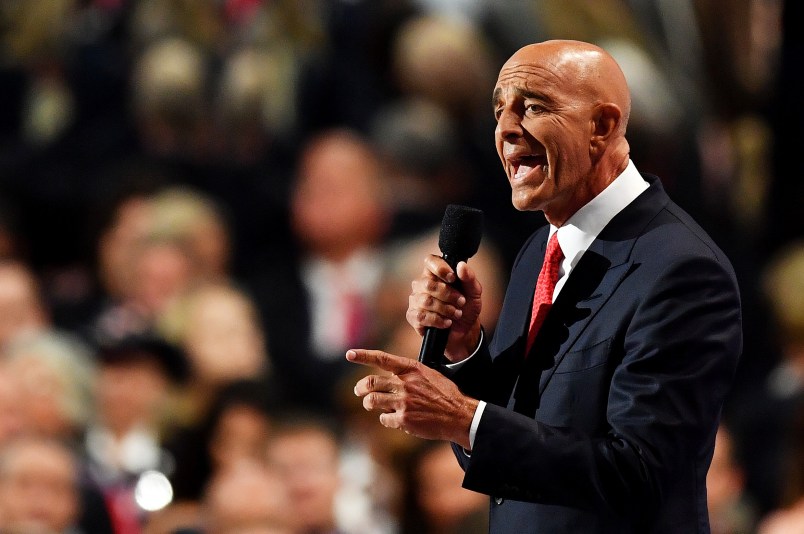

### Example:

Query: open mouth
xmin=513 ymin=154 xmax=548 ymax=180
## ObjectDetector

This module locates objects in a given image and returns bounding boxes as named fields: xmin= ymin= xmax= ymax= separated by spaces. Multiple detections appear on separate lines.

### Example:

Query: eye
xmin=493 ymin=107 xmax=503 ymax=120
xmin=526 ymin=103 xmax=543 ymax=114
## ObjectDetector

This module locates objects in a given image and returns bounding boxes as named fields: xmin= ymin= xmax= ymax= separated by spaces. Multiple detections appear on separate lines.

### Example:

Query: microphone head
xmin=438 ymin=204 xmax=484 ymax=261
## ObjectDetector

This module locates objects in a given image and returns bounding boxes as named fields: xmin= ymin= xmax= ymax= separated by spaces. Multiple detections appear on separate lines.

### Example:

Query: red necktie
xmin=525 ymin=233 xmax=563 ymax=354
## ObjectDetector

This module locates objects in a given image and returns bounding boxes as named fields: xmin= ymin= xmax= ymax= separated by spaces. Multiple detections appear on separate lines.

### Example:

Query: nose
xmin=495 ymin=107 xmax=523 ymax=140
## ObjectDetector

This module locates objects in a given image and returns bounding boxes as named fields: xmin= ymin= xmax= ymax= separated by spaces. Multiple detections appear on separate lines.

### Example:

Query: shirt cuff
xmin=444 ymin=327 xmax=484 ymax=371
xmin=468 ymin=400 xmax=486 ymax=450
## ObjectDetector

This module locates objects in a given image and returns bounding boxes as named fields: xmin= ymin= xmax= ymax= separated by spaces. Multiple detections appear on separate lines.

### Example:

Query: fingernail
xmin=346 ymin=350 xmax=356 ymax=361
xmin=454 ymin=309 xmax=463 ymax=319
xmin=457 ymin=296 xmax=466 ymax=306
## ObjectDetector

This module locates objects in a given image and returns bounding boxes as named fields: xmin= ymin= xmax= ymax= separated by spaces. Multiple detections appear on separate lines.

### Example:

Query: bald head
xmin=504 ymin=40 xmax=631 ymax=135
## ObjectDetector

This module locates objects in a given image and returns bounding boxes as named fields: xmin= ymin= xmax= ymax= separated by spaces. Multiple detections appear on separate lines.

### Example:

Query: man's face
xmin=0 ymin=440 xmax=79 ymax=532
xmin=492 ymin=47 xmax=596 ymax=224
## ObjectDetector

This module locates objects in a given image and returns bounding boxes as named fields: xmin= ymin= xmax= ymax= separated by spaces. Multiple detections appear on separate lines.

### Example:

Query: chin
xmin=510 ymin=191 xmax=540 ymax=212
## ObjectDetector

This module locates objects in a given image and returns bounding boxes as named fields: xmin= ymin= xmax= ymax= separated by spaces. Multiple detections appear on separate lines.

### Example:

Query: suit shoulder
xmin=639 ymin=201 xmax=734 ymax=271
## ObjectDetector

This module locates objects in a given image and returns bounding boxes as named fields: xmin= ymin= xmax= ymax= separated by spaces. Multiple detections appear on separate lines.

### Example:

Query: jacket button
xmin=494 ymin=497 xmax=504 ymax=505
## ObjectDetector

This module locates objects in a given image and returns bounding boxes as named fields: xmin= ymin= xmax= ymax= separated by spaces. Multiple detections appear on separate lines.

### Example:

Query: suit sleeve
xmin=459 ymin=252 xmax=742 ymax=518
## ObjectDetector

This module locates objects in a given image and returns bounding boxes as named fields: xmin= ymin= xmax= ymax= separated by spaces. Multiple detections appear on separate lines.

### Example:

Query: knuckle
xmin=363 ymin=393 xmax=377 ymax=410
xmin=365 ymin=375 xmax=376 ymax=390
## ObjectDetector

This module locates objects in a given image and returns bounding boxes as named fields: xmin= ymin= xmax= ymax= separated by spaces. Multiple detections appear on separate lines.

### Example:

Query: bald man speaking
xmin=347 ymin=40 xmax=741 ymax=533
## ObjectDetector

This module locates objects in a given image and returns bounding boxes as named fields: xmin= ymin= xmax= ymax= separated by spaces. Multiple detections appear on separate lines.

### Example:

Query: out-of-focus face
xmin=209 ymin=404 xmax=272 ymax=472
xmin=183 ymin=287 xmax=265 ymax=384
xmin=0 ymin=439 xmax=79 ymax=533
xmin=415 ymin=443 xmax=486 ymax=530
xmin=291 ymin=133 xmax=387 ymax=260
xmin=0 ymin=263 xmax=46 ymax=348
xmin=98 ymin=196 xmax=154 ymax=300
xmin=8 ymin=356 xmax=72 ymax=438
xmin=132 ymin=241 xmax=194 ymax=317
xmin=205 ymin=461 xmax=293 ymax=534
xmin=266 ymin=428 xmax=340 ymax=532
xmin=96 ymin=359 xmax=169 ymax=435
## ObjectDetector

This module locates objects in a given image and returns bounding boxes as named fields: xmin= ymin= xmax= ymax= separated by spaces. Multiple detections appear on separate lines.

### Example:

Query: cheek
xmin=494 ymin=135 xmax=506 ymax=166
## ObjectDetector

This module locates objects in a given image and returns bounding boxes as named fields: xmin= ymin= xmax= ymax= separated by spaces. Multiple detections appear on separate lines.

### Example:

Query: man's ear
xmin=589 ymin=103 xmax=622 ymax=152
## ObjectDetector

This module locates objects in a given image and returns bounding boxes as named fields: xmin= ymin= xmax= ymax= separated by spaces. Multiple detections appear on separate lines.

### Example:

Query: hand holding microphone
xmin=409 ymin=205 xmax=484 ymax=368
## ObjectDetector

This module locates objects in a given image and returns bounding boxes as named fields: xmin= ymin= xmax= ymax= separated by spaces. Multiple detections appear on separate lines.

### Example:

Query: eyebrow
xmin=491 ymin=87 xmax=550 ymax=109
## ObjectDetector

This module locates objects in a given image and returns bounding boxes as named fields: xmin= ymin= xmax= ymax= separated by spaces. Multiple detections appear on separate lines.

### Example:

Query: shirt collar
xmin=550 ymin=160 xmax=648 ymax=270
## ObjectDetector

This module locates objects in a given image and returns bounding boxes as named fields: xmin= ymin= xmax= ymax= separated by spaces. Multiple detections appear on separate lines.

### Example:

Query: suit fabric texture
xmin=449 ymin=174 xmax=742 ymax=533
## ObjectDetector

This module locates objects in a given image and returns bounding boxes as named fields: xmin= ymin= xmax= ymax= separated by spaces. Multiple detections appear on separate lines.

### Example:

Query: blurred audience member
xmin=164 ymin=378 xmax=277 ymax=510
xmin=95 ymin=190 xmax=156 ymax=303
xmin=733 ymin=241 xmax=804 ymax=512
xmin=131 ymin=37 xmax=209 ymax=160
xmin=399 ymin=441 xmax=488 ymax=534
xmin=2 ymin=330 xmax=96 ymax=441
xmin=757 ymin=407 xmax=804 ymax=533
xmin=131 ymin=237 xmax=198 ymax=322
xmin=0 ymin=436 xmax=82 ymax=534
xmin=213 ymin=46 xmax=297 ymax=166
xmin=265 ymin=415 xmax=344 ymax=534
xmin=85 ymin=334 xmax=189 ymax=534
xmin=199 ymin=460 xmax=294 ymax=534
xmin=149 ymin=187 xmax=232 ymax=283
xmin=91 ymin=185 xmax=225 ymax=344
xmin=707 ymin=424 xmax=758 ymax=534
xmin=251 ymin=129 xmax=391 ymax=411
xmin=92 ymin=190 xmax=159 ymax=342
xmin=0 ymin=333 xmax=113 ymax=533
xmin=159 ymin=281 xmax=270 ymax=425
xmin=391 ymin=15 xmax=494 ymax=124
xmin=335 ymin=373 xmax=413 ymax=534
xmin=149 ymin=459 xmax=293 ymax=534
xmin=0 ymin=259 xmax=48 ymax=349
xmin=156 ymin=281 xmax=272 ymax=510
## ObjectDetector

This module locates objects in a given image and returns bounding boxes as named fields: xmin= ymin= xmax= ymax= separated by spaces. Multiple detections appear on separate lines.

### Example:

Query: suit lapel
xmin=535 ymin=174 xmax=669 ymax=395
xmin=490 ymin=230 xmax=549 ymax=360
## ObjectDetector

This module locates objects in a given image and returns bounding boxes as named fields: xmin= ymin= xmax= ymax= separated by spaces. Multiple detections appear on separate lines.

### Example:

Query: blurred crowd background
xmin=0 ymin=0 xmax=801 ymax=533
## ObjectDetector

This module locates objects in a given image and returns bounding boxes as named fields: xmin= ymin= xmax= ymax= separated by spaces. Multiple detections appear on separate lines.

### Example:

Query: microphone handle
xmin=418 ymin=253 xmax=462 ymax=368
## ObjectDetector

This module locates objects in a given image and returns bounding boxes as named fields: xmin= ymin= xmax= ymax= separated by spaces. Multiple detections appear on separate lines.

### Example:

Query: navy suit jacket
xmin=449 ymin=175 xmax=742 ymax=533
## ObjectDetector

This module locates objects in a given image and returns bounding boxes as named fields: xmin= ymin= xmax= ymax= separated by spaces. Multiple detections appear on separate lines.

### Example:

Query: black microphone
xmin=418 ymin=204 xmax=484 ymax=368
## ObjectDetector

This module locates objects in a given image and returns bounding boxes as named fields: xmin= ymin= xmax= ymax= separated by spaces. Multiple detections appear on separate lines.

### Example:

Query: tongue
xmin=515 ymin=164 xmax=534 ymax=180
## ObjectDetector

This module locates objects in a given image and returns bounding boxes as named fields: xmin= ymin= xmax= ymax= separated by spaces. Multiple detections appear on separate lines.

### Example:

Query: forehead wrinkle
xmin=495 ymin=61 xmax=568 ymax=100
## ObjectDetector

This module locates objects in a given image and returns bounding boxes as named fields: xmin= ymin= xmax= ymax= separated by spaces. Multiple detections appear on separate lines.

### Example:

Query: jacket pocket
xmin=554 ymin=337 xmax=613 ymax=374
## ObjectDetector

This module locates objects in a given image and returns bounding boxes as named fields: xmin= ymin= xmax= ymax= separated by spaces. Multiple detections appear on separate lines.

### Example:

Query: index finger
xmin=346 ymin=349 xmax=418 ymax=375
xmin=423 ymin=254 xmax=457 ymax=284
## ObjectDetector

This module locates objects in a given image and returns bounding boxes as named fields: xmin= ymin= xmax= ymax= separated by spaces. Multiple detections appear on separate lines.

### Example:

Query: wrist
xmin=452 ymin=397 xmax=479 ymax=450
xmin=445 ymin=323 xmax=483 ymax=363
